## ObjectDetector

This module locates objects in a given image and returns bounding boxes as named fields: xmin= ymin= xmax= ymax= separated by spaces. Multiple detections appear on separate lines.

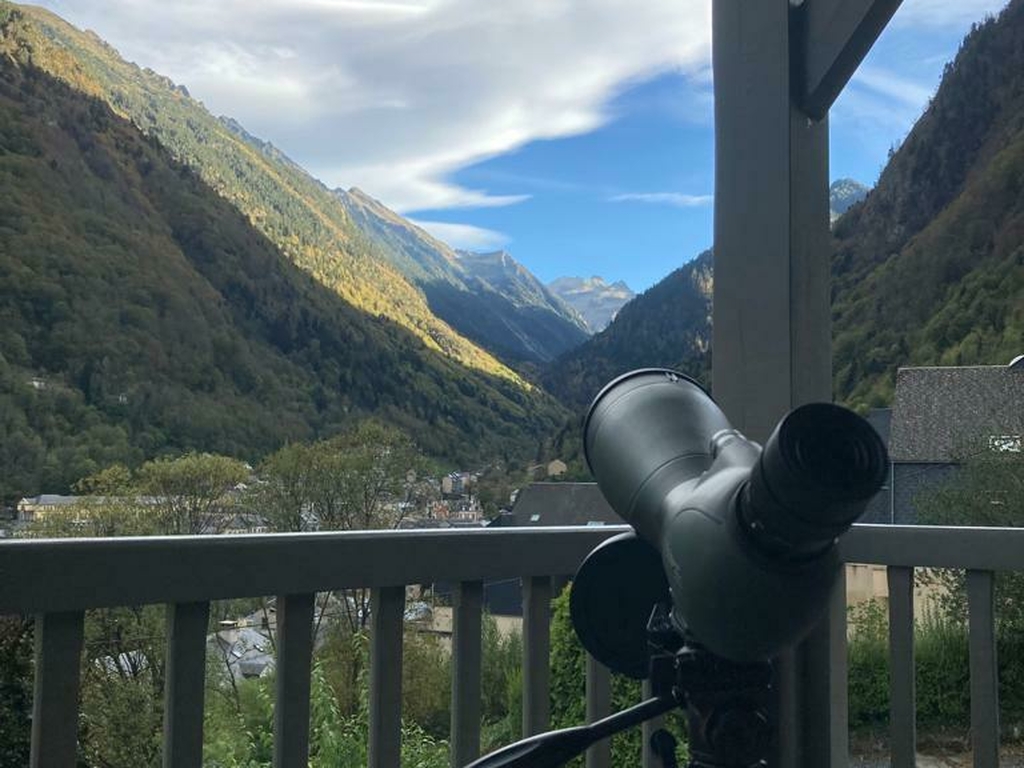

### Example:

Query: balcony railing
xmin=2 ymin=523 xmax=1023 ymax=768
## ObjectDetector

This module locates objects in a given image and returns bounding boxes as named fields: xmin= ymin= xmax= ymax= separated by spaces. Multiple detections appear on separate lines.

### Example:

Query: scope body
xmin=583 ymin=369 xmax=887 ymax=663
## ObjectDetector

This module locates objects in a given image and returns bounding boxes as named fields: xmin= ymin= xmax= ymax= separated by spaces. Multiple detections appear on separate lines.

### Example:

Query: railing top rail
xmin=840 ymin=524 xmax=1024 ymax=571
xmin=0 ymin=526 xmax=630 ymax=614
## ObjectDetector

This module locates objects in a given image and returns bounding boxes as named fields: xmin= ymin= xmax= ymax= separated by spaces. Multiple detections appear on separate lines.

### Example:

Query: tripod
xmin=464 ymin=607 xmax=773 ymax=768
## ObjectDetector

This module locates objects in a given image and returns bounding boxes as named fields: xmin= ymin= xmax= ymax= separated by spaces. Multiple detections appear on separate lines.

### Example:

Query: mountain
xmin=829 ymin=178 xmax=869 ymax=222
xmin=0 ymin=7 xmax=569 ymax=501
xmin=542 ymin=252 xmax=712 ymax=408
xmin=831 ymin=0 xmax=1024 ymax=408
xmin=545 ymin=0 xmax=1024 ymax=412
xmin=0 ymin=2 xmax=526 ymax=390
xmin=334 ymin=188 xmax=588 ymax=364
xmin=547 ymin=276 xmax=636 ymax=333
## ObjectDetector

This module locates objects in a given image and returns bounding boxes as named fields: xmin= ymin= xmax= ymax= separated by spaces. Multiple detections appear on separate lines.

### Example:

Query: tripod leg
xmin=649 ymin=729 xmax=679 ymax=768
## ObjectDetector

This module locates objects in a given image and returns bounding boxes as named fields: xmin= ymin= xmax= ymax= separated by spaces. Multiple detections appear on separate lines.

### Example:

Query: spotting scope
xmin=573 ymin=368 xmax=888 ymax=666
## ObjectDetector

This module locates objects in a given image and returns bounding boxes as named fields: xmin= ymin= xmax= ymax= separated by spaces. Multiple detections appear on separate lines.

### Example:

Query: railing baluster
xmin=163 ymin=601 xmax=211 ymax=768
xmin=967 ymin=570 xmax=999 ymax=768
xmin=274 ymin=593 xmax=316 ymax=768
xmin=30 ymin=610 xmax=85 ymax=768
xmin=887 ymin=566 xmax=916 ymax=768
xmin=451 ymin=581 xmax=483 ymax=768
xmin=522 ymin=575 xmax=551 ymax=737
xmin=585 ymin=654 xmax=611 ymax=768
xmin=799 ymin=568 xmax=850 ymax=768
xmin=641 ymin=677 xmax=667 ymax=768
xmin=369 ymin=586 xmax=405 ymax=768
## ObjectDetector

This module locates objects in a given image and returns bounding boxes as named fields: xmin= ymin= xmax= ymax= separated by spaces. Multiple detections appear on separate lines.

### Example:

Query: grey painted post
xmin=712 ymin=2 xmax=834 ymax=766
xmin=798 ymin=568 xmax=850 ymax=766
xmin=887 ymin=567 xmax=917 ymax=768
xmin=522 ymin=575 xmax=551 ymax=737
xmin=369 ymin=586 xmax=405 ymax=768
xmin=967 ymin=570 xmax=999 ymax=768
xmin=163 ymin=601 xmax=211 ymax=768
xmin=370 ymin=585 xmax=405 ymax=765
xmin=450 ymin=581 xmax=483 ymax=768
xmin=585 ymin=654 xmax=611 ymax=768
xmin=274 ymin=592 xmax=316 ymax=768
xmin=30 ymin=610 xmax=85 ymax=768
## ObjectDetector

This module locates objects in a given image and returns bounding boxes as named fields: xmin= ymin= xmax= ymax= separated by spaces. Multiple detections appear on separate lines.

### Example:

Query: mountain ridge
xmin=0 ymin=7 xmax=570 ymax=500
xmin=1 ymin=1 xmax=529 ymax=388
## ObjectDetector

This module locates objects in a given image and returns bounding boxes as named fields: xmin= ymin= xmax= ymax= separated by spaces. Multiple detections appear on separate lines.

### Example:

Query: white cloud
xmin=610 ymin=192 xmax=712 ymax=207
xmin=407 ymin=220 xmax=510 ymax=251
xmin=40 ymin=0 xmax=713 ymax=212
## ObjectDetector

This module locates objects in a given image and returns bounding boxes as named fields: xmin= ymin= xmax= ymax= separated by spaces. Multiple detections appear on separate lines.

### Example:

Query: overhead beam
xmin=796 ymin=0 xmax=904 ymax=120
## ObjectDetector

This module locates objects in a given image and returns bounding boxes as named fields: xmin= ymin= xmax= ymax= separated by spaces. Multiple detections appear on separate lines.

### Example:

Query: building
xmin=889 ymin=359 xmax=1024 ymax=523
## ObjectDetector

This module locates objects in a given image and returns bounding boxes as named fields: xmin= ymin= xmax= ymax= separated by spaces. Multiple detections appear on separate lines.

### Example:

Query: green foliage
xmin=0 ymin=617 xmax=31 ymax=768
xmin=137 ymin=452 xmax=249 ymax=534
xmin=847 ymin=598 xmax=1024 ymax=735
xmin=549 ymin=584 xmax=688 ymax=767
xmin=915 ymin=448 xmax=1024 ymax=631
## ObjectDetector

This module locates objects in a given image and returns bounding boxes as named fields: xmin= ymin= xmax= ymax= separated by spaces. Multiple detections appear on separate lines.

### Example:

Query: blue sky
xmin=40 ymin=0 xmax=1012 ymax=292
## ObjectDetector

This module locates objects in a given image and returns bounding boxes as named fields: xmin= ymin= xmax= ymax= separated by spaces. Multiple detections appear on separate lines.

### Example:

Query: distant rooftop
xmin=509 ymin=482 xmax=623 ymax=527
xmin=890 ymin=361 xmax=1024 ymax=463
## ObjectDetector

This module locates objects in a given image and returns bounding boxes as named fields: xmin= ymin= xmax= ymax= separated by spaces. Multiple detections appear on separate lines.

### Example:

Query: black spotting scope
xmin=573 ymin=368 xmax=888 ymax=667
xmin=464 ymin=369 xmax=888 ymax=768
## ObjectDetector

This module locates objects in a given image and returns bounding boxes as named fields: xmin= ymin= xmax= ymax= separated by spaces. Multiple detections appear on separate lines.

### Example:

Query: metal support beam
xmin=797 ymin=0 xmax=904 ymax=120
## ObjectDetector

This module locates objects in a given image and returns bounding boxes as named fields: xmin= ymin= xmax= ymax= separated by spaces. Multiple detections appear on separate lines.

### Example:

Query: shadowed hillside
xmin=0 ymin=53 xmax=567 ymax=501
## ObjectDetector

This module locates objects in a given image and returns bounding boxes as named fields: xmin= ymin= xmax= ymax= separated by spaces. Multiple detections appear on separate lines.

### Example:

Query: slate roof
xmin=889 ymin=363 xmax=1024 ymax=463
xmin=508 ymin=482 xmax=624 ymax=527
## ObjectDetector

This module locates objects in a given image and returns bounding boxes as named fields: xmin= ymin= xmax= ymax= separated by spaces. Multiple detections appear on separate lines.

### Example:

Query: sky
xmin=38 ymin=0 xmax=1012 ymax=292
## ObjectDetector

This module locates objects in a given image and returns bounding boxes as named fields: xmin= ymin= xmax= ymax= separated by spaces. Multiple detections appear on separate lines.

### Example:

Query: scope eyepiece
xmin=740 ymin=403 xmax=888 ymax=558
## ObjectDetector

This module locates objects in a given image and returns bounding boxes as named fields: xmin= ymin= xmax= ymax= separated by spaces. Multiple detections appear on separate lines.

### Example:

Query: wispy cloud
xmin=835 ymin=66 xmax=935 ymax=133
xmin=894 ymin=0 xmax=1009 ymax=27
xmin=610 ymin=192 xmax=712 ymax=208
xmin=853 ymin=67 xmax=934 ymax=112
xmin=407 ymin=220 xmax=510 ymax=251
xmin=41 ymin=0 xmax=713 ymax=213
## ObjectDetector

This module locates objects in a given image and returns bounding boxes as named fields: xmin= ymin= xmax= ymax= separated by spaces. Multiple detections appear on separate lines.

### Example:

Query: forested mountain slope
xmin=832 ymin=0 xmax=1024 ymax=407
xmin=336 ymin=188 xmax=588 ymax=365
xmin=0 ymin=2 xmax=524 ymax=386
xmin=0 ymin=53 xmax=567 ymax=501
xmin=542 ymin=251 xmax=712 ymax=408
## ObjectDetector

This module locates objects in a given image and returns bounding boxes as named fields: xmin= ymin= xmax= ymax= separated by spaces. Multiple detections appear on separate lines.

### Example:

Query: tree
xmin=135 ymin=452 xmax=249 ymax=534
xmin=253 ymin=420 xmax=428 ymax=534
xmin=915 ymin=444 xmax=1024 ymax=632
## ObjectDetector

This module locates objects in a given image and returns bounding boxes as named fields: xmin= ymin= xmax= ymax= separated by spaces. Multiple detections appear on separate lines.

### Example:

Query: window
xmin=988 ymin=435 xmax=1022 ymax=453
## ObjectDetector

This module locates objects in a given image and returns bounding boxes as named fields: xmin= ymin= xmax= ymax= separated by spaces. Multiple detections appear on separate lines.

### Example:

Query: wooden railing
xmin=837 ymin=525 xmax=1024 ymax=768
xmin=2 ymin=523 xmax=1022 ymax=768
xmin=0 ymin=527 xmax=624 ymax=768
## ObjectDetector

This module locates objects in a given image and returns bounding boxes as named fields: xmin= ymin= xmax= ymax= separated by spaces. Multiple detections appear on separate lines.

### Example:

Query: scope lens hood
xmin=570 ymin=531 xmax=670 ymax=680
